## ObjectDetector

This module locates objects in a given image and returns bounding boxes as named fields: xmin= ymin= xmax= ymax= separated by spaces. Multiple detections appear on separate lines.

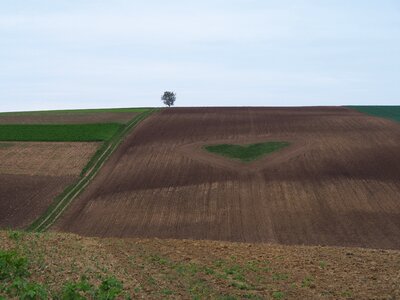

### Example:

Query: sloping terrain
xmin=55 ymin=107 xmax=400 ymax=249
xmin=0 ymin=108 xmax=153 ymax=231
xmin=0 ymin=142 xmax=100 ymax=176
xmin=1 ymin=231 xmax=399 ymax=299
xmin=349 ymin=105 xmax=400 ymax=122
xmin=0 ymin=108 xmax=142 ymax=124
xmin=0 ymin=142 xmax=99 ymax=229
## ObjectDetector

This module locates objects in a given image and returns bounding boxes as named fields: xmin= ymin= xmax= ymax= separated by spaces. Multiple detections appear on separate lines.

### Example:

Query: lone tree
xmin=162 ymin=91 xmax=176 ymax=107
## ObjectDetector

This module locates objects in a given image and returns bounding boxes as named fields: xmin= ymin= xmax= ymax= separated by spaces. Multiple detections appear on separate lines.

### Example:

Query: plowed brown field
xmin=0 ymin=142 xmax=99 ymax=229
xmin=0 ymin=142 xmax=100 ymax=176
xmin=0 ymin=112 xmax=137 ymax=124
xmin=55 ymin=107 xmax=400 ymax=249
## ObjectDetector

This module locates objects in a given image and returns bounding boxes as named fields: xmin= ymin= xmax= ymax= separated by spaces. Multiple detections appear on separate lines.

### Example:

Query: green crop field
xmin=204 ymin=141 xmax=290 ymax=162
xmin=0 ymin=107 xmax=149 ymax=116
xmin=0 ymin=123 xmax=123 ymax=142
xmin=348 ymin=106 xmax=400 ymax=122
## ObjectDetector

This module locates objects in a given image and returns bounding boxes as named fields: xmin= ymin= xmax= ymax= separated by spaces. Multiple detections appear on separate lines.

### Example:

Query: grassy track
xmin=0 ymin=123 xmax=123 ymax=142
xmin=27 ymin=109 xmax=157 ymax=232
xmin=204 ymin=141 xmax=289 ymax=162
xmin=0 ymin=107 xmax=150 ymax=116
xmin=348 ymin=106 xmax=400 ymax=122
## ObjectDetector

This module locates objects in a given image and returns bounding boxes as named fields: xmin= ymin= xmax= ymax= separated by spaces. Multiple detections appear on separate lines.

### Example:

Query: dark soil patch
xmin=0 ymin=174 xmax=75 ymax=229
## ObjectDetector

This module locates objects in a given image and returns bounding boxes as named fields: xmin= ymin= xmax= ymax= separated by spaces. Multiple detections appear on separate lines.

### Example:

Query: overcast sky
xmin=1 ymin=0 xmax=399 ymax=111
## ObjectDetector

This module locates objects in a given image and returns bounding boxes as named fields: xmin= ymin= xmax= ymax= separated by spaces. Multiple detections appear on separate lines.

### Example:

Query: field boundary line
xmin=27 ymin=109 xmax=158 ymax=232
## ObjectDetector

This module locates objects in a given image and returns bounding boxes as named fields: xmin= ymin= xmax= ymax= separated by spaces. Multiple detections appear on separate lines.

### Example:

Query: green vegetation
xmin=272 ymin=273 xmax=289 ymax=281
xmin=28 ymin=109 xmax=156 ymax=232
xmin=61 ymin=276 xmax=123 ymax=300
xmin=0 ymin=123 xmax=123 ymax=142
xmin=348 ymin=106 xmax=400 ymax=122
xmin=272 ymin=291 xmax=285 ymax=299
xmin=1 ymin=231 xmax=279 ymax=299
xmin=204 ymin=141 xmax=290 ymax=162
xmin=0 ymin=230 xmax=288 ymax=299
xmin=1 ymin=230 xmax=396 ymax=299
xmin=341 ymin=290 xmax=353 ymax=298
xmin=0 ymin=107 xmax=149 ymax=116
xmin=319 ymin=261 xmax=327 ymax=269
xmin=0 ymin=249 xmax=123 ymax=299
xmin=301 ymin=276 xmax=314 ymax=288
xmin=140 ymin=252 xmax=271 ymax=298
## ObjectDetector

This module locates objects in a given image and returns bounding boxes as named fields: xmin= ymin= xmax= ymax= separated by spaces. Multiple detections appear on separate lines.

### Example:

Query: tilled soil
xmin=0 ymin=142 xmax=99 ymax=229
xmin=0 ymin=174 xmax=75 ymax=228
xmin=0 ymin=112 xmax=137 ymax=124
xmin=1 ymin=231 xmax=399 ymax=299
xmin=0 ymin=142 xmax=99 ymax=176
xmin=55 ymin=107 xmax=400 ymax=249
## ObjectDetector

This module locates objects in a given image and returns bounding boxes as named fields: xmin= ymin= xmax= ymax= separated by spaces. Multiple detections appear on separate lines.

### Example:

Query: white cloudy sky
xmin=0 ymin=0 xmax=399 ymax=111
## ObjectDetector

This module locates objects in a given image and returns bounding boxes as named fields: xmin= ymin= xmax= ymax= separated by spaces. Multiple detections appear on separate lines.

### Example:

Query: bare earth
xmin=55 ymin=107 xmax=400 ymax=249
xmin=1 ymin=231 xmax=399 ymax=299
xmin=0 ymin=112 xmax=137 ymax=124
xmin=0 ymin=142 xmax=99 ymax=229
xmin=0 ymin=142 xmax=100 ymax=176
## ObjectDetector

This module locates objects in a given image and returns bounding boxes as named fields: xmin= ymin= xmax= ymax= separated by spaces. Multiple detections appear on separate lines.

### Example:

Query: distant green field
xmin=204 ymin=141 xmax=290 ymax=162
xmin=0 ymin=107 xmax=150 ymax=116
xmin=0 ymin=123 xmax=123 ymax=142
xmin=348 ymin=106 xmax=400 ymax=122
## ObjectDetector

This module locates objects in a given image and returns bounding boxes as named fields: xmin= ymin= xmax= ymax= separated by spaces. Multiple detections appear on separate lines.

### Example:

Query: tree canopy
xmin=162 ymin=91 xmax=176 ymax=107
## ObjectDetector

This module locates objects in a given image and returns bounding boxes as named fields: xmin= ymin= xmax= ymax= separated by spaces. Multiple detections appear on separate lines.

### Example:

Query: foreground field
xmin=1 ymin=231 xmax=399 ymax=299
xmin=55 ymin=107 xmax=400 ymax=249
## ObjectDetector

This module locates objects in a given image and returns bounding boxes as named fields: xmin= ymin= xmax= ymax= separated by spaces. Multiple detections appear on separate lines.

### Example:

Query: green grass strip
xmin=0 ymin=123 xmax=123 ymax=142
xmin=27 ymin=109 xmax=157 ymax=232
xmin=204 ymin=141 xmax=290 ymax=162
xmin=347 ymin=106 xmax=400 ymax=122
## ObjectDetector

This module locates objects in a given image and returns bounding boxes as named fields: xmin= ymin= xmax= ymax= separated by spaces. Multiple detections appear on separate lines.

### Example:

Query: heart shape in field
xmin=203 ymin=141 xmax=290 ymax=162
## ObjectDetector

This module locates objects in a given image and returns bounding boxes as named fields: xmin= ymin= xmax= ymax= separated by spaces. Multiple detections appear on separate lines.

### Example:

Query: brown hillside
xmin=54 ymin=107 xmax=400 ymax=249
